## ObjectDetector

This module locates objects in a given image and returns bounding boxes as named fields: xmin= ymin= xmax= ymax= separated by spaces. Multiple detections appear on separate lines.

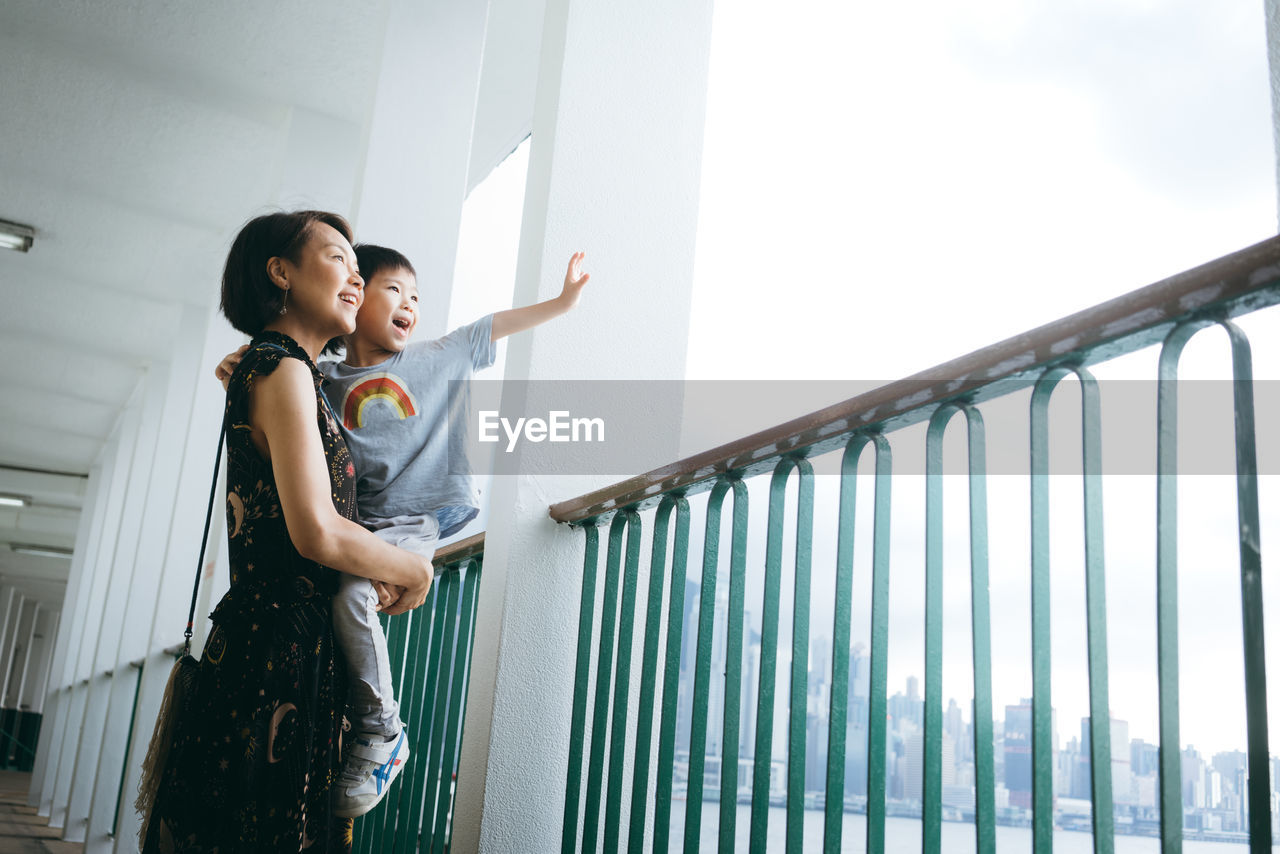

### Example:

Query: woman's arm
xmin=489 ymin=252 xmax=590 ymax=341
xmin=249 ymin=359 xmax=433 ymax=614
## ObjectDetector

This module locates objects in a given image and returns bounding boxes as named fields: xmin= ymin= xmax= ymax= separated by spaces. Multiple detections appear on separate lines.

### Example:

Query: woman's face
xmin=271 ymin=222 xmax=364 ymax=337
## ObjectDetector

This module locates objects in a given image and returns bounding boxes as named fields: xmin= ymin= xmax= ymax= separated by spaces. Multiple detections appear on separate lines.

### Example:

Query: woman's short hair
xmin=221 ymin=210 xmax=354 ymax=336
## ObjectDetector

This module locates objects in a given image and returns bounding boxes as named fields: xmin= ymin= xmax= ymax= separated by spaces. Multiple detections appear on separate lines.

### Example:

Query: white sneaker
xmin=333 ymin=726 xmax=410 ymax=819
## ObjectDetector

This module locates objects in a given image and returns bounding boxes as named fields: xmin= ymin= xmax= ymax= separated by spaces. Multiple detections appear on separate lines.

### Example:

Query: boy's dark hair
xmin=220 ymin=210 xmax=354 ymax=336
xmin=354 ymin=244 xmax=416 ymax=282
xmin=322 ymin=244 xmax=418 ymax=356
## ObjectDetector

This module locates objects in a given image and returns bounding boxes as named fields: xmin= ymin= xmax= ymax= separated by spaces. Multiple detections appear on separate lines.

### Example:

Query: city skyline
xmin=672 ymin=564 xmax=1272 ymax=825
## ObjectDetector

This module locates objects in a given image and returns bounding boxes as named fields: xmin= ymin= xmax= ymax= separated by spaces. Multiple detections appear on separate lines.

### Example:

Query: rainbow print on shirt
xmin=340 ymin=372 xmax=419 ymax=429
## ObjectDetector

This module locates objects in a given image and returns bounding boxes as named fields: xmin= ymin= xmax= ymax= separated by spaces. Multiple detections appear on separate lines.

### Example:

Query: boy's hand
xmin=215 ymin=344 xmax=250 ymax=391
xmin=490 ymin=253 xmax=591 ymax=342
xmin=559 ymin=251 xmax=590 ymax=310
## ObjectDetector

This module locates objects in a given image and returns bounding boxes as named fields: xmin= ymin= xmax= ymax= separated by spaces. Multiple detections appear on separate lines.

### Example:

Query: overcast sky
xmin=680 ymin=0 xmax=1279 ymax=760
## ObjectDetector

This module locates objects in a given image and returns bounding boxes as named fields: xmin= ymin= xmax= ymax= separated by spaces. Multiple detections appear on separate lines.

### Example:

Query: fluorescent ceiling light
xmin=9 ymin=543 xmax=72 ymax=559
xmin=0 ymin=219 xmax=35 ymax=253
xmin=0 ymin=494 xmax=30 ymax=508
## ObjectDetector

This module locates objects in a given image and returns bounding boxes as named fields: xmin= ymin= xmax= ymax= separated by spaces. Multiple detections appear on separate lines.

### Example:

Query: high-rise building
xmin=844 ymin=645 xmax=871 ymax=798
xmin=675 ymin=579 xmax=701 ymax=755
xmin=888 ymin=680 xmax=923 ymax=732
xmin=1182 ymin=746 xmax=1205 ymax=809
xmin=904 ymin=730 xmax=956 ymax=803
xmin=740 ymin=624 xmax=760 ymax=760
xmin=1079 ymin=716 xmax=1132 ymax=804
xmin=946 ymin=698 xmax=967 ymax=763
xmin=805 ymin=636 xmax=832 ymax=793
xmin=1131 ymin=738 xmax=1159 ymax=779
xmin=1003 ymin=701 xmax=1033 ymax=809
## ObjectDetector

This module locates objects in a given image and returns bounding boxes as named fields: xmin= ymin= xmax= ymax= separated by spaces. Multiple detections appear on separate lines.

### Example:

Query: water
xmin=660 ymin=803 xmax=1278 ymax=852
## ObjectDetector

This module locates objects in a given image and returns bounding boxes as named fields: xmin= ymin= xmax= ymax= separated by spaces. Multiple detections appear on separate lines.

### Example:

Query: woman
xmin=143 ymin=211 xmax=434 ymax=852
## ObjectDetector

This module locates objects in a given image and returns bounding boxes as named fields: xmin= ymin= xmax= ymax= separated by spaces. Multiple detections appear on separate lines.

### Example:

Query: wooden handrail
xmin=433 ymin=532 xmax=484 ymax=569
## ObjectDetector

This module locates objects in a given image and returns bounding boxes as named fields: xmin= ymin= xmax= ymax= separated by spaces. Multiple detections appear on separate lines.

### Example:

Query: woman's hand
xmin=215 ymin=344 xmax=250 ymax=391
xmin=372 ymin=581 xmax=405 ymax=612
xmin=381 ymin=559 xmax=434 ymax=616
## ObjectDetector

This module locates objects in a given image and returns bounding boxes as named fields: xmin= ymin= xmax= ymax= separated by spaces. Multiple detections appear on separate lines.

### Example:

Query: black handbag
xmin=135 ymin=419 xmax=226 ymax=846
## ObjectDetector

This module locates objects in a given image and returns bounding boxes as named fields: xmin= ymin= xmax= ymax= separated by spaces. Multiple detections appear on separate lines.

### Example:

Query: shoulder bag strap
xmin=184 ymin=417 xmax=227 ymax=657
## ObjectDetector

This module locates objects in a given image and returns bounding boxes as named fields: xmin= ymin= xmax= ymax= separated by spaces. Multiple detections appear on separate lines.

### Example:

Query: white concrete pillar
xmin=352 ymin=0 xmax=492 ymax=340
xmin=1267 ymin=0 xmax=1280 ymax=225
xmin=91 ymin=302 xmax=232 ymax=853
xmin=31 ymin=461 xmax=106 ymax=812
xmin=452 ymin=0 xmax=713 ymax=850
xmin=48 ymin=390 xmax=142 ymax=830
xmin=0 ymin=589 xmax=17 ymax=696
xmin=14 ymin=603 xmax=39 ymax=710
xmin=0 ymin=597 xmax=30 ymax=707
xmin=20 ymin=608 xmax=56 ymax=712
xmin=62 ymin=365 xmax=166 ymax=844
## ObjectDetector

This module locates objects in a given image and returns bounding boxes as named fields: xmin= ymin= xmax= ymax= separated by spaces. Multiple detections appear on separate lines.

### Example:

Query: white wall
xmin=353 ymin=0 xmax=492 ymax=342
xmin=453 ymin=0 xmax=715 ymax=850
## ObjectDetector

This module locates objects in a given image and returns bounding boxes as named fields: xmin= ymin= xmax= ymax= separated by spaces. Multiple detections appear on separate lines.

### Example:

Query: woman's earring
xmin=279 ymin=288 xmax=289 ymax=316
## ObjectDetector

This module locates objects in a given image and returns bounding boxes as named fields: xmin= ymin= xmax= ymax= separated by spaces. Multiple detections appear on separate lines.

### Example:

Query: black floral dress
xmin=145 ymin=333 xmax=358 ymax=853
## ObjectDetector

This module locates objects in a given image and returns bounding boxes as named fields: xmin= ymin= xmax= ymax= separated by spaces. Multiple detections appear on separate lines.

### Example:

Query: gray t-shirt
xmin=320 ymin=314 xmax=496 ymax=536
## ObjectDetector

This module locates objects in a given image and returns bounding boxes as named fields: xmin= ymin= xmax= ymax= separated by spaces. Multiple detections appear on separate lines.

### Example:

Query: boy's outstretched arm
xmin=490 ymin=252 xmax=590 ymax=342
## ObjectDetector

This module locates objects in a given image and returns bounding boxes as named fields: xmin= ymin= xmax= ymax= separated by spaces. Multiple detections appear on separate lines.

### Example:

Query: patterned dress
xmin=145 ymin=332 xmax=358 ymax=853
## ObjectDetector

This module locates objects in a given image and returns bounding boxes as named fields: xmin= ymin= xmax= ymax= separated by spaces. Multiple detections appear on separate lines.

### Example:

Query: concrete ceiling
xmin=0 ymin=0 xmax=394 ymax=606
xmin=0 ymin=0 xmax=545 ymax=610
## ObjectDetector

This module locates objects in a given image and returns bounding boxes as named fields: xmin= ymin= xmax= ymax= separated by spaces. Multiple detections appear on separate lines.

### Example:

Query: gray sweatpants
xmin=332 ymin=513 xmax=441 ymax=738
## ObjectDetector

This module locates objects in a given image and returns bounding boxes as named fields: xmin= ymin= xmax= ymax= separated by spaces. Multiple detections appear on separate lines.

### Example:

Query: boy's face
xmin=352 ymin=266 xmax=419 ymax=353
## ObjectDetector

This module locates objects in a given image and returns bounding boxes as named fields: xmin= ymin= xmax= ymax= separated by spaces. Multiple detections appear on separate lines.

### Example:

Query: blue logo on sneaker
xmin=371 ymin=732 xmax=407 ymax=794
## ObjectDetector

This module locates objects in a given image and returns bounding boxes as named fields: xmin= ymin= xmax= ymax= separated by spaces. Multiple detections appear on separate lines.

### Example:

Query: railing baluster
xmin=1220 ymin=322 xmax=1272 ymax=853
xmin=924 ymin=404 xmax=995 ymax=854
xmin=965 ymin=412 xmax=996 ymax=854
xmin=866 ymin=438 xmax=893 ymax=854
xmin=562 ymin=524 xmax=600 ymax=853
xmin=628 ymin=498 xmax=676 ymax=852
xmin=719 ymin=481 xmax=749 ymax=852
xmin=416 ymin=570 xmax=462 ymax=851
xmin=432 ymin=558 xmax=482 ymax=853
xmin=685 ymin=478 xmax=733 ymax=852
xmin=604 ymin=512 xmax=643 ymax=851
xmin=1155 ymin=320 xmax=1209 ymax=853
xmin=1030 ymin=374 xmax=1054 ymax=854
xmin=391 ymin=576 xmax=443 ymax=852
xmin=824 ymin=443 xmax=857 ymax=854
xmin=786 ymin=460 xmax=814 ymax=852
xmin=748 ymin=458 xmax=813 ymax=853
xmin=924 ymin=414 xmax=947 ymax=854
xmin=367 ymin=597 xmax=417 ymax=853
xmin=1080 ymin=368 xmax=1115 ymax=854
xmin=653 ymin=500 xmax=691 ymax=852
xmin=824 ymin=434 xmax=891 ymax=854
xmin=1031 ymin=367 xmax=1115 ymax=854
xmin=749 ymin=462 xmax=783 ymax=852
xmin=583 ymin=516 xmax=628 ymax=854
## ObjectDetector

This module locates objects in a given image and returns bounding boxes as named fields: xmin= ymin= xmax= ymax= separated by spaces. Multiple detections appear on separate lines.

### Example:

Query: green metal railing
xmin=352 ymin=532 xmax=484 ymax=854
xmin=552 ymin=234 xmax=1280 ymax=853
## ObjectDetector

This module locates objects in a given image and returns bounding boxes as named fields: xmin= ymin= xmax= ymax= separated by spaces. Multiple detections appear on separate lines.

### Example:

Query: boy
xmin=217 ymin=247 xmax=589 ymax=817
